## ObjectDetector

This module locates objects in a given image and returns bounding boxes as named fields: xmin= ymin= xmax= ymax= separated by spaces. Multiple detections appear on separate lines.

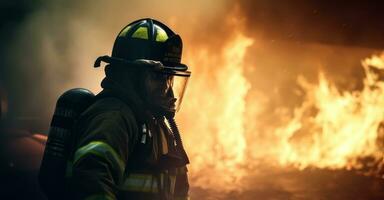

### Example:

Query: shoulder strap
xmin=95 ymin=89 xmax=146 ymax=125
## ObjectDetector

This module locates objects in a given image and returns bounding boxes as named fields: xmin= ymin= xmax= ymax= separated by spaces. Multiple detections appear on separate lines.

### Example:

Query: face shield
xmin=93 ymin=56 xmax=191 ymax=114
xmin=162 ymin=69 xmax=190 ymax=112
xmin=144 ymin=67 xmax=191 ymax=113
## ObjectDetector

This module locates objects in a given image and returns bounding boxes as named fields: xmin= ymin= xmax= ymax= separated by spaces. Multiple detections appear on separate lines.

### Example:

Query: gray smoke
xmin=0 ymin=0 xmax=232 ymax=129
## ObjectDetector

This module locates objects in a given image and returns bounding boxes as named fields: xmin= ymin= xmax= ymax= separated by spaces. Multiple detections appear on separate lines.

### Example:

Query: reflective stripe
xmin=84 ymin=194 xmax=115 ymax=200
xmin=132 ymin=27 xmax=149 ymax=39
xmin=120 ymin=173 xmax=178 ymax=193
xmin=119 ymin=25 xmax=131 ymax=37
xmin=73 ymin=141 xmax=125 ymax=178
xmin=155 ymin=24 xmax=168 ymax=42
xmin=121 ymin=173 xmax=158 ymax=193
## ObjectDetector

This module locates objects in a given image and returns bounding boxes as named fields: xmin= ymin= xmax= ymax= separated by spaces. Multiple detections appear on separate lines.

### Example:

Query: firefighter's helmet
xmin=94 ymin=18 xmax=191 ymax=113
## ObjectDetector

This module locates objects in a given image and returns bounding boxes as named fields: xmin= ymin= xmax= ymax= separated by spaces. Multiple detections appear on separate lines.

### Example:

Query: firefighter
xmin=66 ymin=18 xmax=191 ymax=200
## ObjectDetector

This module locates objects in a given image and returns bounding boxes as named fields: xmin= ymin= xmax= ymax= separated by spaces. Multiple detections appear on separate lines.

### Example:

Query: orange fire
xmin=275 ymin=53 xmax=384 ymax=171
xmin=179 ymin=23 xmax=384 ymax=190
xmin=179 ymin=32 xmax=253 ymax=190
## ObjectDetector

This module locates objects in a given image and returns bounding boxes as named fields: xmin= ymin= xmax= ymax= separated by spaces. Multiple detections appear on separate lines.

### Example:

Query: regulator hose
xmin=166 ymin=117 xmax=189 ymax=164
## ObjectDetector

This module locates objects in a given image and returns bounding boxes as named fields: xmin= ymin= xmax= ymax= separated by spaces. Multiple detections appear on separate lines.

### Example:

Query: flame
xmin=180 ymin=32 xmax=253 ymax=190
xmin=181 ymin=33 xmax=384 ymax=190
xmin=275 ymin=53 xmax=384 ymax=171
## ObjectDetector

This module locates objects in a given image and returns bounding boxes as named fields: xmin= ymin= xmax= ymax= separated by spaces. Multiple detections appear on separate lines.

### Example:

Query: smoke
xmin=1 ymin=0 xmax=232 ymax=124
xmin=237 ymin=0 xmax=384 ymax=48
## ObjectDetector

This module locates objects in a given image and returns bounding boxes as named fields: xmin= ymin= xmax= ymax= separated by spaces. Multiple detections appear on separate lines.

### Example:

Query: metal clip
xmin=141 ymin=134 xmax=147 ymax=144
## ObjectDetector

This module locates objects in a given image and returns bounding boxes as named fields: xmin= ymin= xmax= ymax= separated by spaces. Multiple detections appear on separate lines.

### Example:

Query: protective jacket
xmin=66 ymin=76 xmax=189 ymax=200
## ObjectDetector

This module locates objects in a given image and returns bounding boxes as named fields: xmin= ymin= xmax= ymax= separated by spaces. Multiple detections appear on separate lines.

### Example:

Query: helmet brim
xmin=162 ymin=62 xmax=188 ymax=72
xmin=159 ymin=66 xmax=191 ymax=77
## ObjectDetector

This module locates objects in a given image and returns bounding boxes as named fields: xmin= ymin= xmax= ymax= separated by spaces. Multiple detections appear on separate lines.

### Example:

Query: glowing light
xmin=275 ymin=53 xmax=384 ymax=170
xmin=180 ymin=32 xmax=253 ymax=190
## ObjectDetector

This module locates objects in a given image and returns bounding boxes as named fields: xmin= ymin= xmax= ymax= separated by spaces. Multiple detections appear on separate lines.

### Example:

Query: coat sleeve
xmin=67 ymin=110 xmax=137 ymax=200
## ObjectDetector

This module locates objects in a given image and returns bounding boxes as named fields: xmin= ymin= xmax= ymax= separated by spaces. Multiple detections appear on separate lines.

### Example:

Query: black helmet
xmin=94 ymin=18 xmax=191 ymax=113
xmin=113 ymin=18 xmax=187 ymax=70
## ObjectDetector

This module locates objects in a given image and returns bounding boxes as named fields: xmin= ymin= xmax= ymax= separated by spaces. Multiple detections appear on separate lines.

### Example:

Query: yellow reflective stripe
xmin=73 ymin=141 xmax=125 ymax=177
xmin=84 ymin=194 xmax=115 ymax=200
xmin=119 ymin=25 xmax=131 ymax=37
xmin=155 ymin=25 xmax=168 ymax=42
xmin=121 ymin=173 xmax=159 ymax=193
xmin=132 ymin=26 xmax=148 ymax=39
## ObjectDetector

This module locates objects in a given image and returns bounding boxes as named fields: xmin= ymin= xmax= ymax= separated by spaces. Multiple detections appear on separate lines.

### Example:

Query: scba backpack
xmin=39 ymin=88 xmax=94 ymax=199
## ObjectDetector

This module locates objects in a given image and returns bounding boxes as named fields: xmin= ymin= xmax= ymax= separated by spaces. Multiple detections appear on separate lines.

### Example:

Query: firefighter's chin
xmin=150 ymin=96 xmax=177 ymax=118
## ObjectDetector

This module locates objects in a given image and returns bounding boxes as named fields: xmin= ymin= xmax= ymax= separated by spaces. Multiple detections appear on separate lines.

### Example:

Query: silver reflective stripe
xmin=121 ymin=172 xmax=179 ymax=194
xmin=121 ymin=173 xmax=159 ymax=193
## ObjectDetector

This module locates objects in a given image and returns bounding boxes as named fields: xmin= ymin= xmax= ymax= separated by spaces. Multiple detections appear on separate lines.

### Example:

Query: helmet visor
xmin=139 ymin=61 xmax=191 ymax=113
xmin=160 ymin=69 xmax=190 ymax=112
